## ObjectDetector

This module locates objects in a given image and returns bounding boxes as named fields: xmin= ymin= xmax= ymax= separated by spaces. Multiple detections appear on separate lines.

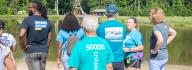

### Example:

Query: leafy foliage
xmin=0 ymin=0 xmax=191 ymax=16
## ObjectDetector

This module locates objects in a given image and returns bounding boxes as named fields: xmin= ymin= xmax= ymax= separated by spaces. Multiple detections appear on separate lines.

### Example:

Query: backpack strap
xmin=69 ymin=29 xmax=79 ymax=37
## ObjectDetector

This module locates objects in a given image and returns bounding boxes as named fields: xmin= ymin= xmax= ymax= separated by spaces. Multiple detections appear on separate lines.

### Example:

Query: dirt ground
xmin=16 ymin=61 xmax=192 ymax=70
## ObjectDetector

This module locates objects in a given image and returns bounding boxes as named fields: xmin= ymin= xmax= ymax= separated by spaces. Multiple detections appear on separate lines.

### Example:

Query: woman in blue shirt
xmin=123 ymin=17 xmax=144 ymax=70
xmin=56 ymin=14 xmax=85 ymax=70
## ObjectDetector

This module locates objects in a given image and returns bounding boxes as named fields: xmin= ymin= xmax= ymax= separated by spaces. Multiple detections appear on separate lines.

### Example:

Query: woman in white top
xmin=0 ymin=44 xmax=16 ymax=70
xmin=0 ymin=20 xmax=16 ymax=70
xmin=0 ymin=20 xmax=16 ymax=52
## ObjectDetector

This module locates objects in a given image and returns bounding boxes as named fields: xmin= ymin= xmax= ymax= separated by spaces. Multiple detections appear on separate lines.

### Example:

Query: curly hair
xmin=61 ymin=13 xmax=81 ymax=32
xmin=30 ymin=0 xmax=48 ymax=19
xmin=149 ymin=8 xmax=165 ymax=24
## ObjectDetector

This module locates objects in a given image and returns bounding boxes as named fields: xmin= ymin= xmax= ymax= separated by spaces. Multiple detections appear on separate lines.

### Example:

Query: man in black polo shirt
xmin=19 ymin=0 xmax=52 ymax=70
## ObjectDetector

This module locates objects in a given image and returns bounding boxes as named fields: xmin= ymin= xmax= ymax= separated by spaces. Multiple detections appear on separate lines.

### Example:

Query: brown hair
xmin=61 ymin=13 xmax=81 ymax=32
xmin=149 ymin=8 xmax=165 ymax=24
xmin=129 ymin=17 xmax=138 ymax=27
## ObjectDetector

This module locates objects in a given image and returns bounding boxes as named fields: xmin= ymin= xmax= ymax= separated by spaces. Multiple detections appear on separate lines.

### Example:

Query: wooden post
xmin=55 ymin=0 xmax=59 ymax=15
xmin=72 ymin=0 xmax=86 ymax=16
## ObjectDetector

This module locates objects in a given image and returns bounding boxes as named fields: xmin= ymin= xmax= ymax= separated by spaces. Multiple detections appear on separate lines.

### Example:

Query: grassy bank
xmin=0 ymin=15 xmax=192 ymax=24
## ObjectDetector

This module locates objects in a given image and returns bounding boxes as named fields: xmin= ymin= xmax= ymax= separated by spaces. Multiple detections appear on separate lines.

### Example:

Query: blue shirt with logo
xmin=68 ymin=36 xmax=114 ymax=70
xmin=124 ymin=28 xmax=143 ymax=58
xmin=96 ymin=20 xmax=126 ymax=62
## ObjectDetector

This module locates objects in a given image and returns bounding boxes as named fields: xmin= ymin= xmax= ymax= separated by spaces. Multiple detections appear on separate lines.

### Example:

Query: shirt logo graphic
xmin=86 ymin=44 xmax=105 ymax=51
xmin=0 ymin=36 xmax=10 ymax=46
xmin=105 ymin=27 xmax=123 ymax=42
xmin=35 ymin=21 xmax=48 ymax=30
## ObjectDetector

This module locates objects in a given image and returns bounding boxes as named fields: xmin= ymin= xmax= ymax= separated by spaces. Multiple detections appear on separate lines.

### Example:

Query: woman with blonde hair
xmin=149 ymin=8 xmax=177 ymax=70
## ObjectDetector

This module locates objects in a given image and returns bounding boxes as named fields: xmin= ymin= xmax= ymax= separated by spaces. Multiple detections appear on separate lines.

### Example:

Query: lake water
xmin=140 ymin=25 xmax=192 ymax=65
xmin=1 ymin=18 xmax=192 ymax=65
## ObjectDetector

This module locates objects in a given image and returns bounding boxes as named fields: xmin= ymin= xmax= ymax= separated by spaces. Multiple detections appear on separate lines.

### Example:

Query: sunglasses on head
xmin=28 ymin=6 xmax=35 ymax=8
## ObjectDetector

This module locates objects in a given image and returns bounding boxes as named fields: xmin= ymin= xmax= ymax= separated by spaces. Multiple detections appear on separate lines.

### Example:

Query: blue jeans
xmin=149 ymin=58 xmax=168 ymax=70
xmin=25 ymin=52 xmax=48 ymax=70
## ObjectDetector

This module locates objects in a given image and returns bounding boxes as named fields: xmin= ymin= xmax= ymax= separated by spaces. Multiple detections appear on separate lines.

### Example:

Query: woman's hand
xmin=123 ymin=48 xmax=130 ymax=52
xmin=57 ymin=59 xmax=62 ymax=69
xmin=150 ymin=49 xmax=158 ymax=54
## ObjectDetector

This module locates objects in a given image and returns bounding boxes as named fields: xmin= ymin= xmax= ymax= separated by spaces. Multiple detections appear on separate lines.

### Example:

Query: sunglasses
xmin=28 ymin=6 xmax=34 ymax=8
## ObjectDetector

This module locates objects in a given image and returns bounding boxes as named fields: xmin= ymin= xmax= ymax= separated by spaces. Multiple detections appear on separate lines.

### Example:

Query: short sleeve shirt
xmin=150 ymin=23 xmax=169 ymax=60
xmin=21 ymin=15 xmax=52 ymax=53
xmin=56 ymin=28 xmax=85 ymax=50
xmin=68 ymin=36 xmax=114 ymax=70
xmin=0 ymin=44 xmax=10 ymax=70
xmin=124 ymin=28 xmax=143 ymax=58
xmin=0 ymin=33 xmax=16 ymax=48
xmin=96 ymin=20 xmax=126 ymax=62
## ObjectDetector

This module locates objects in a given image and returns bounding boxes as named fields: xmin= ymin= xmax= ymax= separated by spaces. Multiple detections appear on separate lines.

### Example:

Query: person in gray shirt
xmin=149 ymin=8 xmax=177 ymax=70
xmin=19 ymin=0 xmax=52 ymax=70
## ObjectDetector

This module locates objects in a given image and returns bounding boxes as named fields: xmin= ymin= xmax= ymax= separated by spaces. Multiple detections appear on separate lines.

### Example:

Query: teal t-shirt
xmin=68 ymin=36 xmax=114 ymax=70
xmin=124 ymin=28 xmax=143 ymax=58
xmin=96 ymin=20 xmax=126 ymax=62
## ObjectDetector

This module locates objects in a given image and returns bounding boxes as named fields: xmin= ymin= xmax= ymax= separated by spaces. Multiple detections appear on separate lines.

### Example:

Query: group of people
xmin=0 ymin=0 xmax=177 ymax=70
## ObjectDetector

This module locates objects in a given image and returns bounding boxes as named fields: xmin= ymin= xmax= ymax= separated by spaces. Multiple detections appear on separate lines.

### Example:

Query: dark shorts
xmin=124 ymin=58 xmax=141 ymax=68
xmin=112 ymin=61 xmax=124 ymax=70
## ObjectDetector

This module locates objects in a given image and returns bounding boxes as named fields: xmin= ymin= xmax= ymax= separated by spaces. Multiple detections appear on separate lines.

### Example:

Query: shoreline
xmin=16 ymin=61 xmax=192 ymax=70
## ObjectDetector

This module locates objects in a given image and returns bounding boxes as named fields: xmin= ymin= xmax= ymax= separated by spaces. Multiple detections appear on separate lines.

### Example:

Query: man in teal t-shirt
xmin=68 ymin=15 xmax=114 ymax=70
xmin=96 ymin=4 xmax=126 ymax=70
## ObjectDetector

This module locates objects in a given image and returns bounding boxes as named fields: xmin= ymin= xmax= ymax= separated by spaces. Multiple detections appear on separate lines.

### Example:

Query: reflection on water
xmin=1 ymin=19 xmax=192 ymax=65
xmin=140 ymin=25 xmax=192 ymax=65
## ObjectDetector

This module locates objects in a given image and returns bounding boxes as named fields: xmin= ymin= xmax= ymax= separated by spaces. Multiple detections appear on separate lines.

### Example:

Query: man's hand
xmin=23 ymin=45 xmax=31 ymax=53
xmin=106 ymin=63 xmax=113 ymax=70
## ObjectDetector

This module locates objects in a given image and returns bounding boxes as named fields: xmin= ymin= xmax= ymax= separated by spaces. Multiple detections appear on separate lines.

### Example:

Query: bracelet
xmin=129 ymin=48 xmax=132 ymax=52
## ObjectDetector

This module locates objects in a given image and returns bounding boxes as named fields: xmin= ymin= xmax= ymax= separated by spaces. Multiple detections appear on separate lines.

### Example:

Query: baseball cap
xmin=106 ymin=4 xmax=119 ymax=15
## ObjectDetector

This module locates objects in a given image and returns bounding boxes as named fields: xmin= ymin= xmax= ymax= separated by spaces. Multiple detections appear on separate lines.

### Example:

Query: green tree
xmin=0 ymin=0 xmax=7 ymax=15
xmin=184 ymin=0 xmax=192 ymax=16
xmin=81 ymin=0 xmax=97 ymax=14
xmin=172 ymin=0 xmax=186 ymax=16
